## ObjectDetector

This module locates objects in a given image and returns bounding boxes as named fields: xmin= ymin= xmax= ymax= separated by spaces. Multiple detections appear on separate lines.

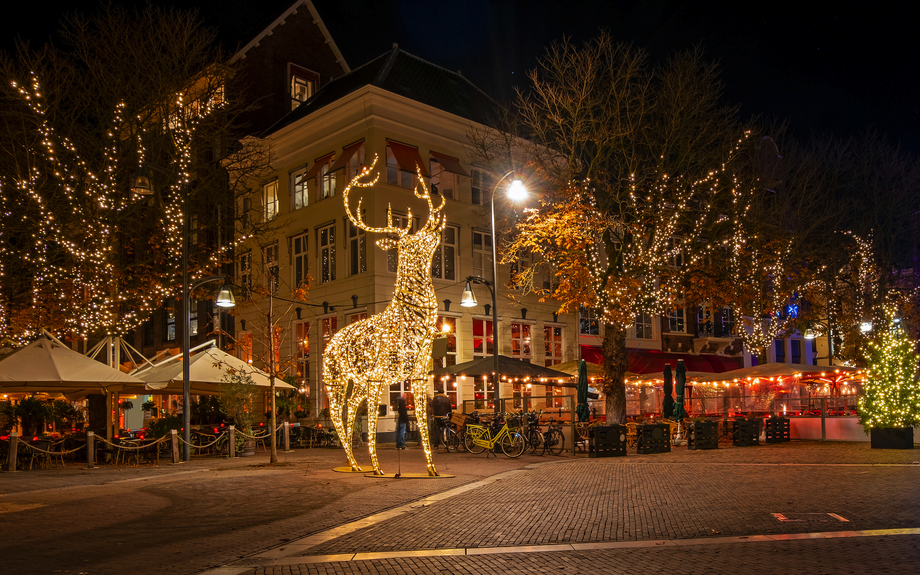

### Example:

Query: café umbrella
xmin=673 ymin=359 xmax=688 ymax=421
xmin=0 ymin=336 xmax=145 ymax=395
xmin=575 ymin=360 xmax=589 ymax=422
xmin=662 ymin=364 xmax=675 ymax=420
xmin=132 ymin=342 xmax=294 ymax=394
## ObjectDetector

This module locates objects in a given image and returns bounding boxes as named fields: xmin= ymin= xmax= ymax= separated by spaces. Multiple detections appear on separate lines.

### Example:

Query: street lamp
xmin=460 ymin=170 xmax=528 ymax=412
xmin=183 ymin=275 xmax=234 ymax=460
xmin=133 ymin=163 xmax=236 ymax=460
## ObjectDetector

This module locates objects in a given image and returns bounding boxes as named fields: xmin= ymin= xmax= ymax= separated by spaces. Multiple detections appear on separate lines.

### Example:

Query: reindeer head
xmin=343 ymin=154 xmax=446 ymax=276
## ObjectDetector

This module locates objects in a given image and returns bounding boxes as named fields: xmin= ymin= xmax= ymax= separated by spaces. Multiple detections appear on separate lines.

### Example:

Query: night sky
xmin=2 ymin=1 xmax=918 ymax=150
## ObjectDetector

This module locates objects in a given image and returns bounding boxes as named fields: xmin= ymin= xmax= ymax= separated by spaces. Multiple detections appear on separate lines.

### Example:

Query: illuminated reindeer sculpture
xmin=323 ymin=155 xmax=445 ymax=476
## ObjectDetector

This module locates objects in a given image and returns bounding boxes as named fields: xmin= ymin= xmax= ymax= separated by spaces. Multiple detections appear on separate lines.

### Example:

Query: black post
xmin=182 ymin=183 xmax=191 ymax=462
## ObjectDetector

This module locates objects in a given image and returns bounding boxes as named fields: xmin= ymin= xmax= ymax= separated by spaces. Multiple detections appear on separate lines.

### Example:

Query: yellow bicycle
xmin=463 ymin=412 xmax=526 ymax=458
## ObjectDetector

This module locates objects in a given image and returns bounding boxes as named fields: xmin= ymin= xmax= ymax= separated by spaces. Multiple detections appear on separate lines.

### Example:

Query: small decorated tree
xmin=858 ymin=308 xmax=920 ymax=445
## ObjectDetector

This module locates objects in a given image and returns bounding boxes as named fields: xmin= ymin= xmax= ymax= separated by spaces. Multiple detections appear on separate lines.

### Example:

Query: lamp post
xmin=132 ymin=165 xmax=236 ymax=461
xmin=460 ymin=171 xmax=527 ymax=413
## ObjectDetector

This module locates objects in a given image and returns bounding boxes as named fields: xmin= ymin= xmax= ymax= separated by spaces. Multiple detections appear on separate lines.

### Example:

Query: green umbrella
xmin=662 ymin=364 xmax=674 ymax=419
xmin=673 ymin=359 xmax=688 ymax=421
xmin=575 ymin=359 xmax=589 ymax=422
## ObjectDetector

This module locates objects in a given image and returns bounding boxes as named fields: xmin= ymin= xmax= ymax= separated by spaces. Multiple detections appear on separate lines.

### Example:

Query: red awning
xmin=329 ymin=140 xmax=364 ymax=173
xmin=579 ymin=346 xmax=742 ymax=375
xmin=430 ymin=151 xmax=470 ymax=177
xmin=387 ymin=140 xmax=429 ymax=177
xmin=305 ymin=153 xmax=334 ymax=179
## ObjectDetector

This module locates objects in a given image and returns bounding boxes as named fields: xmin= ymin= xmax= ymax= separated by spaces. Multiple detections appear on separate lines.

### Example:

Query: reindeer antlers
xmin=342 ymin=153 xmax=447 ymax=236
xmin=343 ymin=154 xmax=413 ymax=236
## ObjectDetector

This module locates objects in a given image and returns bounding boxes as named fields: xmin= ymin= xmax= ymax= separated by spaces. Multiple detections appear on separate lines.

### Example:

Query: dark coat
xmin=432 ymin=394 xmax=452 ymax=417
xmin=396 ymin=396 xmax=409 ymax=424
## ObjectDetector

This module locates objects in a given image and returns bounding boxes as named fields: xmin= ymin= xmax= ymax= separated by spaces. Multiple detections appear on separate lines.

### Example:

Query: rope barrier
xmin=177 ymin=432 xmax=227 ymax=450
xmin=236 ymin=429 xmax=271 ymax=440
xmin=93 ymin=435 xmax=170 ymax=451
xmin=15 ymin=441 xmax=85 ymax=455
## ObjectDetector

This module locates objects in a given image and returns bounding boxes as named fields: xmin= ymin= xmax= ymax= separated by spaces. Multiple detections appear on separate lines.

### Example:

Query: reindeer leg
xmin=411 ymin=377 xmax=439 ymax=477
xmin=366 ymin=381 xmax=385 ymax=475
xmin=343 ymin=393 xmax=364 ymax=472
xmin=328 ymin=380 xmax=360 ymax=471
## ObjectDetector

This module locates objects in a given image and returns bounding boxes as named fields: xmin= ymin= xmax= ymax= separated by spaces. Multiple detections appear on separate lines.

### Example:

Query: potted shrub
xmin=141 ymin=400 xmax=158 ymax=419
xmin=218 ymin=372 xmax=258 ymax=456
xmin=859 ymin=311 xmax=919 ymax=449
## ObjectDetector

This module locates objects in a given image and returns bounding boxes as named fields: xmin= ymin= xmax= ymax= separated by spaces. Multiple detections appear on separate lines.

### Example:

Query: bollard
xmin=283 ymin=422 xmax=291 ymax=453
xmin=7 ymin=432 xmax=18 ymax=472
xmin=86 ymin=431 xmax=95 ymax=469
xmin=228 ymin=425 xmax=236 ymax=459
xmin=170 ymin=429 xmax=180 ymax=464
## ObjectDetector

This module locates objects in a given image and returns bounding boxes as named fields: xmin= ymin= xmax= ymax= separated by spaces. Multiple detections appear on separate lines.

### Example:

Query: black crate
xmin=637 ymin=423 xmax=671 ymax=454
xmin=870 ymin=427 xmax=914 ymax=449
xmin=732 ymin=418 xmax=760 ymax=446
xmin=589 ymin=425 xmax=628 ymax=458
xmin=764 ymin=417 xmax=790 ymax=443
xmin=687 ymin=421 xmax=719 ymax=450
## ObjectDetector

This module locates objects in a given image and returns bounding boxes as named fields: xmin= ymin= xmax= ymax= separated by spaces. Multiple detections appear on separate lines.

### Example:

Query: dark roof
xmin=264 ymin=45 xmax=499 ymax=135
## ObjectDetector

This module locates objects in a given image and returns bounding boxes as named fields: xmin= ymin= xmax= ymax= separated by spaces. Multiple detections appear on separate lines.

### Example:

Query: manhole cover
xmin=772 ymin=513 xmax=849 ymax=523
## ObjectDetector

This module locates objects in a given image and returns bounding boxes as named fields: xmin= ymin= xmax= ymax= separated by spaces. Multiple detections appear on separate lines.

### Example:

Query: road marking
xmin=0 ymin=502 xmax=46 ymax=514
xmin=254 ymin=527 xmax=920 ymax=566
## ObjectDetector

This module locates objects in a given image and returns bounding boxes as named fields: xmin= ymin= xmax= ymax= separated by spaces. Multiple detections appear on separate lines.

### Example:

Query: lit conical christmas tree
xmin=858 ymin=307 xmax=920 ymax=432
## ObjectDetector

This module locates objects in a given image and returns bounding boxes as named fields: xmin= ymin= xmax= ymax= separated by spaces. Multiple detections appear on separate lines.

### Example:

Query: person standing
xmin=431 ymin=392 xmax=452 ymax=447
xmin=395 ymin=393 xmax=409 ymax=449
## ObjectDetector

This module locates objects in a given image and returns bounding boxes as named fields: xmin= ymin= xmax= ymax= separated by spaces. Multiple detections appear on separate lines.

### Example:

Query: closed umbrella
xmin=575 ymin=360 xmax=589 ymax=422
xmin=673 ymin=359 xmax=688 ymax=421
xmin=662 ymin=364 xmax=674 ymax=420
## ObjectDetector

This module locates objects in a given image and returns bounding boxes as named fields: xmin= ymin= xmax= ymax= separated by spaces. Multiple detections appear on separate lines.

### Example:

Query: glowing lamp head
xmin=804 ymin=328 xmax=815 ymax=340
xmin=131 ymin=164 xmax=154 ymax=195
xmin=860 ymin=321 xmax=872 ymax=333
xmin=460 ymin=281 xmax=478 ymax=307
xmin=441 ymin=323 xmax=452 ymax=333
xmin=506 ymin=179 xmax=528 ymax=202
xmin=215 ymin=282 xmax=236 ymax=308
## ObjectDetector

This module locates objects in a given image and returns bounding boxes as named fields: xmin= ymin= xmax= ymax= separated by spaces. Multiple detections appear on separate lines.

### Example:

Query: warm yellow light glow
xmin=323 ymin=157 xmax=445 ymax=476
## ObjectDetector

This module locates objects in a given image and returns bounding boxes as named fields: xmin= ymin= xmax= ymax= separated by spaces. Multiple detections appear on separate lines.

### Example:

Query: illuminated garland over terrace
xmin=0 ymin=72 xmax=231 ymax=343
xmin=323 ymin=156 xmax=444 ymax=476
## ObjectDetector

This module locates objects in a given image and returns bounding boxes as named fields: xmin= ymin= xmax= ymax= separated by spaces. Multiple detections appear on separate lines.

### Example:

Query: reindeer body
xmin=322 ymin=157 xmax=444 ymax=475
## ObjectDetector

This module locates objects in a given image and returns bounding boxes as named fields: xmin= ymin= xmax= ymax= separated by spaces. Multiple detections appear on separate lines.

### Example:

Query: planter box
xmin=688 ymin=421 xmax=719 ymax=450
xmin=637 ymin=423 xmax=671 ymax=454
xmin=732 ymin=419 xmax=760 ymax=447
xmin=588 ymin=425 xmax=627 ymax=458
xmin=764 ymin=417 xmax=791 ymax=443
xmin=870 ymin=427 xmax=914 ymax=449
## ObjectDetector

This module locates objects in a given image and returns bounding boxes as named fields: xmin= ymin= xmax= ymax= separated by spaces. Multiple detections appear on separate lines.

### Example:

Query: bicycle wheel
xmin=545 ymin=429 xmax=565 ymax=456
xmin=445 ymin=429 xmax=461 ymax=452
xmin=455 ymin=428 xmax=469 ymax=452
xmin=526 ymin=428 xmax=544 ymax=455
xmin=464 ymin=429 xmax=486 ymax=454
xmin=500 ymin=432 xmax=526 ymax=458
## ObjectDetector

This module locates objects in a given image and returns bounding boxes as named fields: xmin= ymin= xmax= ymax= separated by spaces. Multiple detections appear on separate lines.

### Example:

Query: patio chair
xmin=625 ymin=422 xmax=638 ymax=448
xmin=28 ymin=439 xmax=53 ymax=470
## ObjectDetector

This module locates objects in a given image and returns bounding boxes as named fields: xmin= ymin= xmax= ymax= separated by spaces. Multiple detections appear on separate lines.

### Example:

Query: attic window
xmin=290 ymin=64 xmax=319 ymax=110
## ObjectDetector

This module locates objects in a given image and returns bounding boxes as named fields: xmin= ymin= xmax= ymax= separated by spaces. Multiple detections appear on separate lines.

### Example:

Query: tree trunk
xmin=602 ymin=324 xmax=629 ymax=424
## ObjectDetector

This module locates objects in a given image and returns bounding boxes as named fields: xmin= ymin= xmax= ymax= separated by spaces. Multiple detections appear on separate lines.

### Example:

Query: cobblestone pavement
xmin=254 ymin=535 xmax=920 ymax=575
xmin=2 ymin=441 xmax=918 ymax=574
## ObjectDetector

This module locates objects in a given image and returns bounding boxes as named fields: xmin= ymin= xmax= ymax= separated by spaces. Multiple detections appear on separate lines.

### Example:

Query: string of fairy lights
xmin=0 ymin=71 xmax=236 ymax=343
xmin=323 ymin=157 xmax=444 ymax=476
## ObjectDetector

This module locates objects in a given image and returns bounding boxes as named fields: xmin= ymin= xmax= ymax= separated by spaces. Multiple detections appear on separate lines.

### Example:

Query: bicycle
xmin=542 ymin=418 xmax=565 ymax=456
xmin=463 ymin=412 xmax=525 ymax=458
xmin=433 ymin=414 xmax=461 ymax=452
xmin=524 ymin=410 xmax=545 ymax=455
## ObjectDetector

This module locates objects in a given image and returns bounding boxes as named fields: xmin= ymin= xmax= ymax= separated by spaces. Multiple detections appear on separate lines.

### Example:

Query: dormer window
xmin=290 ymin=64 xmax=320 ymax=110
